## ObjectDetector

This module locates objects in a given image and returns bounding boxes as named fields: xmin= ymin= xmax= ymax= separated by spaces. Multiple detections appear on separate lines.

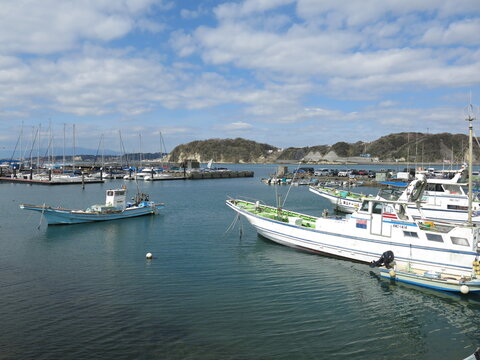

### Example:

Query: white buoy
xmin=460 ymin=285 xmax=469 ymax=294
xmin=146 ymin=252 xmax=153 ymax=259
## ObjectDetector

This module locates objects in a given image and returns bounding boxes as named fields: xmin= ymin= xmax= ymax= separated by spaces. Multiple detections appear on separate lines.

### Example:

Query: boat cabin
xmin=105 ymin=188 xmax=127 ymax=210
xmin=354 ymin=197 xmax=477 ymax=252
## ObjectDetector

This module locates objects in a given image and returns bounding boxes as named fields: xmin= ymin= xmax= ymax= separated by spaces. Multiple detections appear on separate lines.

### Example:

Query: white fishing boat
xmin=20 ymin=187 xmax=163 ymax=225
xmin=227 ymin=173 xmax=480 ymax=292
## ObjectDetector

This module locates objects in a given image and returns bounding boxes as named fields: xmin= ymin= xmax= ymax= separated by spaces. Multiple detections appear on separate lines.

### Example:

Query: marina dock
xmin=0 ymin=169 xmax=254 ymax=185
xmin=0 ymin=176 xmax=104 ymax=185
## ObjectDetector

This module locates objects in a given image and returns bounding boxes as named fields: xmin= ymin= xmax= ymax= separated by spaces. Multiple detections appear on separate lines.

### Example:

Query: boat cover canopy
xmin=377 ymin=181 xmax=408 ymax=187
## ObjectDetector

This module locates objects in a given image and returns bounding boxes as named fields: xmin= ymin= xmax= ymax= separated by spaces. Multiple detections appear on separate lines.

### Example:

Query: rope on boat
xmin=282 ymin=162 xmax=302 ymax=207
xmin=37 ymin=203 xmax=46 ymax=230
xmin=224 ymin=213 xmax=240 ymax=235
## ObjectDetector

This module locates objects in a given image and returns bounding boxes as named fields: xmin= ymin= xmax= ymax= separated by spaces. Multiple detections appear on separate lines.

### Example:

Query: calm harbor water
xmin=0 ymin=164 xmax=479 ymax=359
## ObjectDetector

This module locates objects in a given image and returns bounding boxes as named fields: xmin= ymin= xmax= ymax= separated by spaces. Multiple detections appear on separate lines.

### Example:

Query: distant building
xmin=187 ymin=160 xmax=200 ymax=169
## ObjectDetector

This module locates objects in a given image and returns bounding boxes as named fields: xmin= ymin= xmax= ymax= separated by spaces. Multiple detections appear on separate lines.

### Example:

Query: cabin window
xmin=116 ymin=191 xmax=125 ymax=195
xmin=372 ymin=202 xmax=383 ymax=214
xmin=403 ymin=231 xmax=418 ymax=238
xmin=384 ymin=205 xmax=394 ymax=214
xmin=107 ymin=191 xmax=113 ymax=196
xmin=426 ymin=184 xmax=444 ymax=192
xmin=443 ymin=185 xmax=462 ymax=194
xmin=360 ymin=201 xmax=369 ymax=212
xmin=447 ymin=205 xmax=468 ymax=211
xmin=426 ymin=233 xmax=443 ymax=242
xmin=450 ymin=237 xmax=469 ymax=246
xmin=397 ymin=205 xmax=408 ymax=220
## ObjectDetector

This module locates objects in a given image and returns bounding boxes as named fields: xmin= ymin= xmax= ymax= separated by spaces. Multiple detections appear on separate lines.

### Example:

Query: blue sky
xmin=1 ymin=0 xmax=480 ymax=154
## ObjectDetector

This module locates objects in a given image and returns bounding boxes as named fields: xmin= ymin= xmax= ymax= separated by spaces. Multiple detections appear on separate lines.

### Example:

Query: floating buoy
xmin=389 ymin=269 xmax=396 ymax=278
xmin=146 ymin=252 xmax=153 ymax=259
xmin=460 ymin=285 xmax=469 ymax=294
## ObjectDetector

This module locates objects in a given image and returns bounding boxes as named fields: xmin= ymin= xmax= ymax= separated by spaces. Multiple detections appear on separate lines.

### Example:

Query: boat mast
xmin=139 ymin=133 xmax=142 ymax=168
xmin=20 ymin=121 xmax=23 ymax=165
xmin=63 ymin=123 xmax=66 ymax=170
xmin=466 ymin=102 xmax=477 ymax=225
xmin=37 ymin=123 xmax=41 ymax=170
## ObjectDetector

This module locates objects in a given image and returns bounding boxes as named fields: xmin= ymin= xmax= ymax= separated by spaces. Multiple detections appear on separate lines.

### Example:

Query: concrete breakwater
xmin=187 ymin=170 xmax=253 ymax=179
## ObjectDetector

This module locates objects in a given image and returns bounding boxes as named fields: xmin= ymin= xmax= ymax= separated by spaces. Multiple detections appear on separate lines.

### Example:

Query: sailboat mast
xmin=37 ymin=123 xmax=41 ymax=170
xmin=466 ymin=104 xmax=476 ymax=225
xmin=63 ymin=123 xmax=66 ymax=170
xmin=72 ymin=124 xmax=76 ymax=171
xmin=20 ymin=121 xmax=23 ymax=165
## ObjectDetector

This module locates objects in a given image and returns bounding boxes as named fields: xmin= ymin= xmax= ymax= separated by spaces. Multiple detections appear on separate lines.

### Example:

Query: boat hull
xmin=20 ymin=204 xmax=161 ymax=225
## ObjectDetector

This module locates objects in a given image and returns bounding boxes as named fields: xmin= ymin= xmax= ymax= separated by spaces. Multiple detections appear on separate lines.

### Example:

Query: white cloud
xmin=295 ymin=0 xmax=480 ymax=27
xmin=189 ymin=0 xmax=480 ymax=99
xmin=0 ymin=0 xmax=164 ymax=55
xmin=219 ymin=121 xmax=254 ymax=131
xmin=170 ymin=30 xmax=197 ymax=57
xmin=421 ymin=19 xmax=480 ymax=46
xmin=214 ymin=0 xmax=294 ymax=19
xmin=378 ymin=100 xmax=398 ymax=107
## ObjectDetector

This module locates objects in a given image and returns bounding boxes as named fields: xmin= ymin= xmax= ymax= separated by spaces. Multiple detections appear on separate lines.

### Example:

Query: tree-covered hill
xmin=167 ymin=138 xmax=279 ymax=163
xmin=166 ymin=133 xmax=476 ymax=163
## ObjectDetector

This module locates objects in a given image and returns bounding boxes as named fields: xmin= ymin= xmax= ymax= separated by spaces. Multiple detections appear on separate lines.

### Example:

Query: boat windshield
xmin=378 ymin=188 xmax=403 ymax=201
xmin=443 ymin=184 xmax=464 ymax=195
xmin=360 ymin=201 xmax=369 ymax=212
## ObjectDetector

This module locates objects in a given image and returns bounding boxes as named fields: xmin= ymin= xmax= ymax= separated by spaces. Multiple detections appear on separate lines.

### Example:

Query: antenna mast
xmin=465 ymin=101 xmax=478 ymax=225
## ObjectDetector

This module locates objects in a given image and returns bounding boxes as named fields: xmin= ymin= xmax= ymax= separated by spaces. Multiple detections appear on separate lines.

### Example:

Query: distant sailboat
xmin=207 ymin=159 xmax=213 ymax=169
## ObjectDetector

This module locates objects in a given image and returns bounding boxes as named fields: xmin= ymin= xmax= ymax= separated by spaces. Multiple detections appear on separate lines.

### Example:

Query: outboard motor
xmin=370 ymin=251 xmax=395 ymax=269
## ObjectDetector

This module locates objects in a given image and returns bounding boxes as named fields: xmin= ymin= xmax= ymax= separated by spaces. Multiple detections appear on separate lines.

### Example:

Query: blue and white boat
xmin=377 ymin=262 xmax=480 ymax=294
xmin=20 ymin=187 xmax=163 ymax=225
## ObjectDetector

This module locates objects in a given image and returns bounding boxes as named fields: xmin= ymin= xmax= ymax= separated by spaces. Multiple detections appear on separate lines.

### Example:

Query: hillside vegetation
xmin=168 ymin=138 xmax=278 ymax=163
xmin=167 ymin=133 xmax=477 ymax=163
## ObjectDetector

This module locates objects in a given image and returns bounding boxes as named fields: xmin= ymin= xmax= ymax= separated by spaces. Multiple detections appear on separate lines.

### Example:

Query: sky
xmin=1 ymin=0 xmax=480 ymax=155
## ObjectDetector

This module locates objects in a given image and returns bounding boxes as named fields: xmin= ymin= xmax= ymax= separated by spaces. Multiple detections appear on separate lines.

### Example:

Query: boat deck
xmin=231 ymin=199 xmax=319 ymax=228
